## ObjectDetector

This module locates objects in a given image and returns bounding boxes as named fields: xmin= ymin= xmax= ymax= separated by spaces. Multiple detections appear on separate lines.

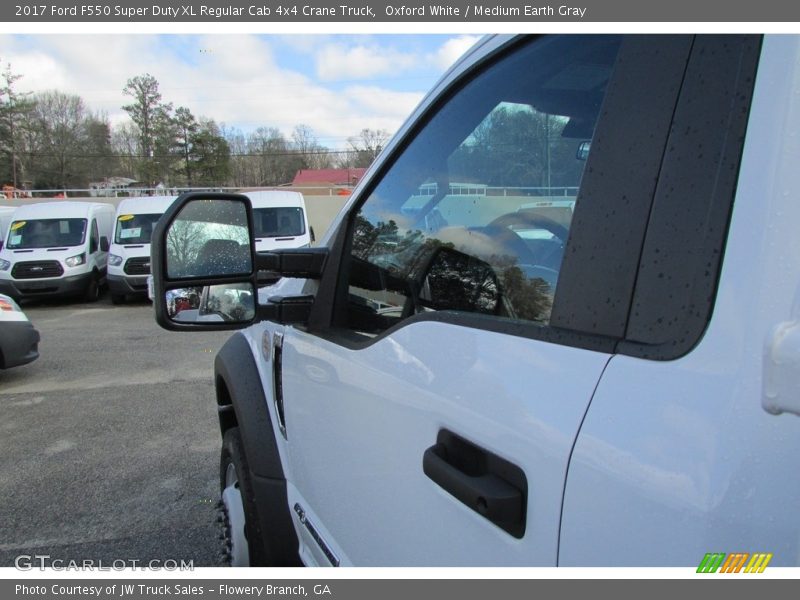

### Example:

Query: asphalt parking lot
xmin=0 ymin=295 xmax=233 ymax=568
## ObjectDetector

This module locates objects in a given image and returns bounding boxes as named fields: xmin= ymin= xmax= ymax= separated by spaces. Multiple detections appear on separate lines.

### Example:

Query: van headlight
xmin=0 ymin=258 xmax=10 ymax=271
xmin=108 ymin=253 xmax=123 ymax=266
xmin=65 ymin=253 xmax=86 ymax=267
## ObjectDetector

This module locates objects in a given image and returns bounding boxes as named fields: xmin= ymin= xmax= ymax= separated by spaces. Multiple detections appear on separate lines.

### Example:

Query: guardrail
xmin=3 ymin=185 xmax=581 ymax=200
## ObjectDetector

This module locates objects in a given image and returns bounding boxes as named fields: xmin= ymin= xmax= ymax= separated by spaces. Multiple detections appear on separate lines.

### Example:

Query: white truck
xmin=150 ymin=34 xmax=800 ymax=567
xmin=0 ymin=201 xmax=114 ymax=303
xmin=242 ymin=190 xmax=313 ymax=252
xmin=107 ymin=196 xmax=176 ymax=304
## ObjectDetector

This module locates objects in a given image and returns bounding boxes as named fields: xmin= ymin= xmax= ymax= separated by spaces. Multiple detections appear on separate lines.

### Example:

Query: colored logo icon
xmin=697 ymin=553 xmax=772 ymax=573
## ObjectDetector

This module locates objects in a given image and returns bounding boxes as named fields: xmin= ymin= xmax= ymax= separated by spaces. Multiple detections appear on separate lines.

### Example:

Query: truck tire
xmin=219 ymin=426 xmax=268 ymax=566
xmin=111 ymin=293 xmax=126 ymax=305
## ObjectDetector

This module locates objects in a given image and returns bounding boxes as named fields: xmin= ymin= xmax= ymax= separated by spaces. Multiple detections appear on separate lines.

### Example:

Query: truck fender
xmin=214 ymin=331 xmax=301 ymax=566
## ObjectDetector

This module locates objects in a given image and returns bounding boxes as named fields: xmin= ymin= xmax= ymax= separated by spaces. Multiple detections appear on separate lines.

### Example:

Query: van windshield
xmin=115 ymin=213 xmax=162 ymax=244
xmin=253 ymin=207 xmax=305 ymax=238
xmin=7 ymin=218 xmax=87 ymax=249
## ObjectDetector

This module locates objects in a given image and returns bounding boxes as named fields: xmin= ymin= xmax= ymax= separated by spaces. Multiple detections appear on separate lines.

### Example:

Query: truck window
xmin=253 ymin=207 xmax=306 ymax=237
xmin=344 ymin=35 xmax=622 ymax=336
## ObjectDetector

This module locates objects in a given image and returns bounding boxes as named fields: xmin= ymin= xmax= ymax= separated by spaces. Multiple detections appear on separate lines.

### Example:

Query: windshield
xmin=7 ymin=218 xmax=87 ymax=249
xmin=115 ymin=213 xmax=162 ymax=244
xmin=253 ymin=207 xmax=305 ymax=238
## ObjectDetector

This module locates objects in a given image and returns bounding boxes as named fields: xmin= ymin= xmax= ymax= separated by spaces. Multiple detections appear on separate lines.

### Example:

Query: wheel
xmin=219 ymin=427 xmax=268 ymax=566
xmin=110 ymin=293 xmax=126 ymax=305
xmin=83 ymin=274 xmax=100 ymax=303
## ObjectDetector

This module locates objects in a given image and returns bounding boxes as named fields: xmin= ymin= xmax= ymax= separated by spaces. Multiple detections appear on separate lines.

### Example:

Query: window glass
xmin=253 ymin=207 xmax=306 ymax=238
xmin=115 ymin=213 xmax=162 ymax=244
xmin=90 ymin=219 xmax=99 ymax=253
xmin=346 ymin=35 xmax=622 ymax=336
xmin=7 ymin=218 xmax=87 ymax=249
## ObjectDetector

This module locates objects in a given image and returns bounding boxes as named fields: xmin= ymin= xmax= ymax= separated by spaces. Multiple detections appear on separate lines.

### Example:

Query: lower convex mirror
xmin=166 ymin=283 xmax=256 ymax=324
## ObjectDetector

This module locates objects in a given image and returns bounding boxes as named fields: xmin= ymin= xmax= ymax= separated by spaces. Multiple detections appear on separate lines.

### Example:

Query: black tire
xmin=83 ymin=274 xmax=100 ymax=303
xmin=110 ymin=293 xmax=126 ymax=305
xmin=220 ymin=427 xmax=268 ymax=566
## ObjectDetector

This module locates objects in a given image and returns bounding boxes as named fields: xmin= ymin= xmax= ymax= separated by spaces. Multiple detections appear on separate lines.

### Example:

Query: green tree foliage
xmin=173 ymin=106 xmax=199 ymax=185
xmin=189 ymin=119 xmax=231 ymax=187
xmin=122 ymin=73 xmax=174 ymax=185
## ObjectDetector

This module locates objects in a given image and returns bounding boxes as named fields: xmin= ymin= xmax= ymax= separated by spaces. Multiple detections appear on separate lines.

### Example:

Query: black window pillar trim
xmin=549 ymin=35 xmax=695 ymax=340
xmin=619 ymin=34 xmax=762 ymax=361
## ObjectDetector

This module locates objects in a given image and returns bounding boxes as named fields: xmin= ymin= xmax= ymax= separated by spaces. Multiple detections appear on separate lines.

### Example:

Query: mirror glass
xmin=166 ymin=199 xmax=252 ymax=279
xmin=166 ymin=283 xmax=256 ymax=324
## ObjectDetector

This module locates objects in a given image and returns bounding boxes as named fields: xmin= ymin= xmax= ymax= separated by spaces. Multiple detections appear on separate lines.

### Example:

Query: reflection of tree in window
xmin=421 ymin=248 xmax=499 ymax=314
xmin=498 ymin=263 xmax=553 ymax=323
xmin=449 ymin=105 xmax=583 ymax=189
xmin=351 ymin=215 xmax=399 ymax=259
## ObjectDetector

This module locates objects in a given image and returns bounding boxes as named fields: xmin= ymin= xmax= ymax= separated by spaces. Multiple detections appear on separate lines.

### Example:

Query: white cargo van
xmin=107 ymin=196 xmax=176 ymax=304
xmin=242 ymin=191 xmax=313 ymax=252
xmin=0 ymin=202 xmax=114 ymax=302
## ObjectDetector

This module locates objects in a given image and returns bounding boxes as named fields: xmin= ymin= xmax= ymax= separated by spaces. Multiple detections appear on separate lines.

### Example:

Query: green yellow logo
xmin=697 ymin=553 xmax=772 ymax=573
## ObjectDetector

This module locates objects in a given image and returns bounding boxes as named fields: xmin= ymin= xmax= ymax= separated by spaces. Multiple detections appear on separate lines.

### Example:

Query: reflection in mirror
xmin=166 ymin=283 xmax=256 ymax=324
xmin=419 ymin=246 xmax=500 ymax=314
xmin=166 ymin=286 xmax=203 ymax=321
xmin=166 ymin=199 xmax=252 ymax=279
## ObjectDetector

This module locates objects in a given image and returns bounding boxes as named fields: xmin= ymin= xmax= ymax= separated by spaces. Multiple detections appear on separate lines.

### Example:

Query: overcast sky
xmin=0 ymin=34 xmax=481 ymax=148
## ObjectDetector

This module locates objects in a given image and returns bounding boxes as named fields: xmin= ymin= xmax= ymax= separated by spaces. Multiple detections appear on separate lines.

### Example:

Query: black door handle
xmin=423 ymin=430 xmax=527 ymax=538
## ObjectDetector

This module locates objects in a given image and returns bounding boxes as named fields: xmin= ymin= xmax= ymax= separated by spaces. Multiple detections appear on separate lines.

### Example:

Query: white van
xmin=0 ymin=201 xmax=114 ymax=302
xmin=107 ymin=196 xmax=176 ymax=304
xmin=0 ymin=206 xmax=15 ymax=252
xmin=241 ymin=190 xmax=313 ymax=252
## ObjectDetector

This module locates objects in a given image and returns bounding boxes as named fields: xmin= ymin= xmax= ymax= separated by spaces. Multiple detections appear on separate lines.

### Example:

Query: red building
xmin=291 ymin=168 xmax=366 ymax=187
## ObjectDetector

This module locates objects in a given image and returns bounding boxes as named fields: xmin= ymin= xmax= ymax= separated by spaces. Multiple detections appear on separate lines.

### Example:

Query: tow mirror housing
xmin=152 ymin=192 xmax=328 ymax=331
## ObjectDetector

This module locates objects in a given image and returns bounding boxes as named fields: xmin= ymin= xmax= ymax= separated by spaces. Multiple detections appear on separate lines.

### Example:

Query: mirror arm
xmin=257 ymin=294 xmax=315 ymax=324
xmin=255 ymin=248 xmax=328 ymax=279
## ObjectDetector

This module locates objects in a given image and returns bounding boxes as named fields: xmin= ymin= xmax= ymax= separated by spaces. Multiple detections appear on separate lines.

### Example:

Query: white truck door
xmin=559 ymin=36 xmax=800 ymax=567
xmin=278 ymin=35 xmax=694 ymax=566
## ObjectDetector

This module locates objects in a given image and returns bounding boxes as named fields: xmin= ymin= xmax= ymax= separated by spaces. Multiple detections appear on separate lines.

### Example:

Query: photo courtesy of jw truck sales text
xmin=148 ymin=34 xmax=800 ymax=567
xmin=14 ymin=584 xmax=332 ymax=596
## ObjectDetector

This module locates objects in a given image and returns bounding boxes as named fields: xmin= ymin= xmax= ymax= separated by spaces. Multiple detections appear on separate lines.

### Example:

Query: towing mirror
xmin=152 ymin=192 xmax=329 ymax=331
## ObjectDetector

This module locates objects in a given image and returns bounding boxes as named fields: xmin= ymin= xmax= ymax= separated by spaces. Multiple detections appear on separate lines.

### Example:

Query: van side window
xmin=343 ymin=36 xmax=622 ymax=336
xmin=90 ymin=219 xmax=99 ymax=254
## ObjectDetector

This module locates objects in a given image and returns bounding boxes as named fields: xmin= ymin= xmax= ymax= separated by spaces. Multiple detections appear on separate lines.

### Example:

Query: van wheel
xmin=84 ymin=274 xmax=100 ymax=303
xmin=111 ymin=293 xmax=126 ymax=305
xmin=219 ymin=427 xmax=268 ymax=566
